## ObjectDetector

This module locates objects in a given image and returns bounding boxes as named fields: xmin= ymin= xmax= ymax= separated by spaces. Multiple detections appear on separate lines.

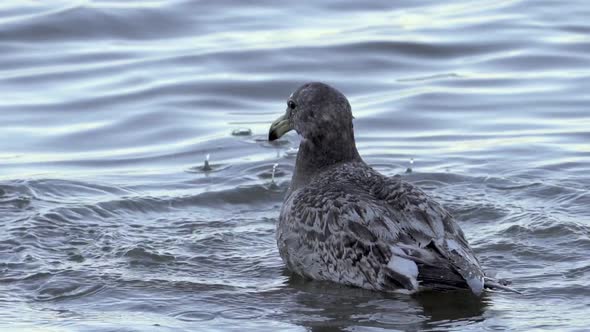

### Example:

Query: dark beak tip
xmin=268 ymin=130 xmax=278 ymax=141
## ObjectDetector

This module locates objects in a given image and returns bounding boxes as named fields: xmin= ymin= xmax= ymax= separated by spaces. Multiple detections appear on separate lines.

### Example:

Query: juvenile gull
xmin=269 ymin=82 xmax=489 ymax=295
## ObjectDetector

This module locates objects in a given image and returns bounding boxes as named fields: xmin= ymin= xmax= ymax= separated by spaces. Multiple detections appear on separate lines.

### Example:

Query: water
xmin=1 ymin=0 xmax=589 ymax=331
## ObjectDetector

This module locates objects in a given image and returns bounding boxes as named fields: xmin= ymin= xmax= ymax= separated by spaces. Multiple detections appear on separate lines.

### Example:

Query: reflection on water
xmin=1 ymin=0 xmax=590 ymax=331
xmin=286 ymin=273 xmax=488 ymax=331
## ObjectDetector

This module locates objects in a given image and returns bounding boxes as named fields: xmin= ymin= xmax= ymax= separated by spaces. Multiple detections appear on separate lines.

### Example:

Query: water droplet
xmin=405 ymin=158 xmax=413 ymax=173
xmin=271 ymin=163 xmax=279 ymax=183
xmin=203 ymin=154 xmax=212 ymax=171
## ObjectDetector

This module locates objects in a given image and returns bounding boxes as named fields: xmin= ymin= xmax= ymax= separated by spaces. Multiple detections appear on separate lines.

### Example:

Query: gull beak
xmin=268 ymin=112 xmax=292 ymax=141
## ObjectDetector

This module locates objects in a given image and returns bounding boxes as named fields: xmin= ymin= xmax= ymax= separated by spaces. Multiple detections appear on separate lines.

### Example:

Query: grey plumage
xmin=269 ymin=82 xmax=489 ymax=295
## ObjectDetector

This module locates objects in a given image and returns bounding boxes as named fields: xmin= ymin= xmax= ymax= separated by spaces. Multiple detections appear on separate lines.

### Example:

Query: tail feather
xmin=417 ymin=265 xmax=521 ymax=294
xmin=417 ymin=263 xmax=469 ymax=291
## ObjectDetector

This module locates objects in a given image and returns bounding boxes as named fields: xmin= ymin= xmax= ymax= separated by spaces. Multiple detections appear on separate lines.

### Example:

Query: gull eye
xmin=288 ymin=100 xmax=297 ymax=109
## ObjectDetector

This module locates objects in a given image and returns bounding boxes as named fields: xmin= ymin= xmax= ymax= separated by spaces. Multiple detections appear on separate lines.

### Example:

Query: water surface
xmin=1 ymin=0 xmax=590 ymax=331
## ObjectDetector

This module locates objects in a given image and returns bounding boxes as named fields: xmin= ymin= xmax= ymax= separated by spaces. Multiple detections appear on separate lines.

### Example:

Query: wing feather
xmin=276 ymin=163 xmax=485 ymax=295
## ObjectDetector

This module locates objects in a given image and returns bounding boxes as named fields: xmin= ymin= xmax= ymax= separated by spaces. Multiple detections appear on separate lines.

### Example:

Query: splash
xmin=405 ymin=158 xmax=414 ymax=173
xmin=203 ymin=154 xmax=212 ymax=171
xmin=271 ymin=163 xmax=279 ymax=184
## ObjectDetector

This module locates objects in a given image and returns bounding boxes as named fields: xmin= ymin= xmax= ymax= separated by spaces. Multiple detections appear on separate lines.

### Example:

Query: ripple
xmin=219 ymin=307 xmax=267 ymax=320
xmin=185 ymin=163 xmax=231 ymax=174
xmin=173 ymin=310 xmax=217 ymax=322
xmin=0 ymin=2 xmax=196 ymax=42
xmin=35 ymin=282 xmax=105 ymax=302
xmin=499 ymin=219 xmax=590 ymax=239
xmin=121 ymin=246 xmax=176 ymax=264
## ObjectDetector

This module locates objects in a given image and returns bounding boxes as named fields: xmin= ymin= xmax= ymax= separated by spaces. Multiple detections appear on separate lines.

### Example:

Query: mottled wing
xmin=277 ymin=164 xmax=484 ymax=294
xmin=277 ymin=179 xmax=413 ymax=291
xmin=370 ymin=175 xmax=485 ymax=294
